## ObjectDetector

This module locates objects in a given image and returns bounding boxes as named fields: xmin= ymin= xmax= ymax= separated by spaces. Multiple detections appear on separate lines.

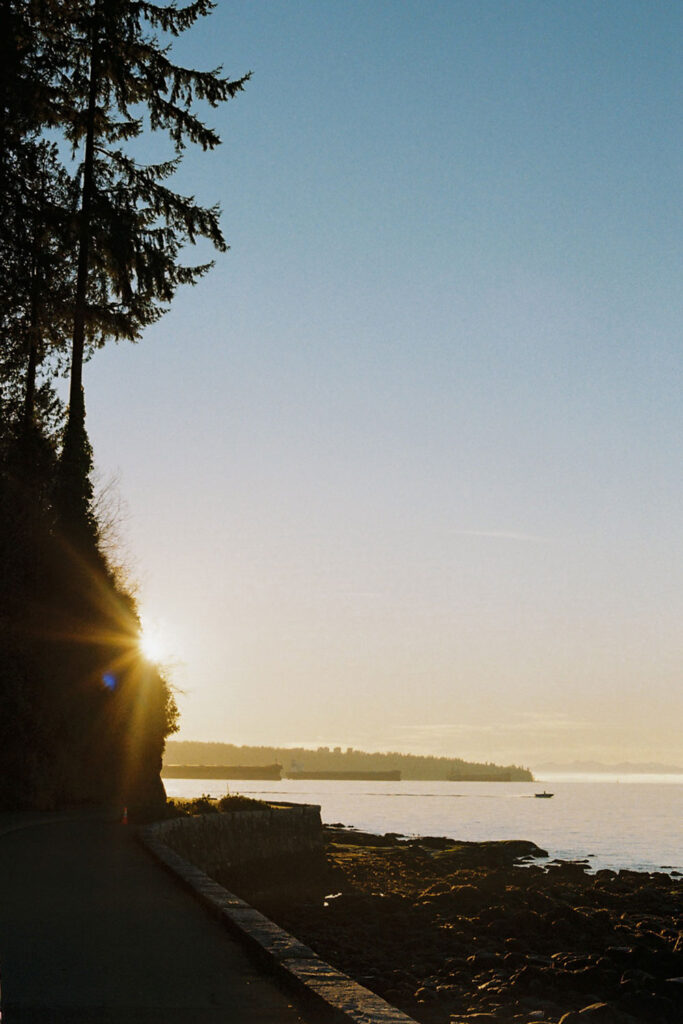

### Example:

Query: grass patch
xmin=164 ymin=793 xmax=265 ymax=818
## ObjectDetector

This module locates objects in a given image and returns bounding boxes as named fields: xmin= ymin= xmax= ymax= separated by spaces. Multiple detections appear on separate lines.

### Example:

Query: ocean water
xmin=163 ymin=773 xmax=683 ymax=875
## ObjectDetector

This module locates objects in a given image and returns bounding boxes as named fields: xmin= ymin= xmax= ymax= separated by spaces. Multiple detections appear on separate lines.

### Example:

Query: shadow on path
xmin=0 ymin=813 xmax=312 ymax=1022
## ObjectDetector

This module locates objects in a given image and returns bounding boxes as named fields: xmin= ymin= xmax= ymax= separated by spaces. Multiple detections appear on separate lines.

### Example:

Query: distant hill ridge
xmin=164 ymin=741 xmax=533 ymax=782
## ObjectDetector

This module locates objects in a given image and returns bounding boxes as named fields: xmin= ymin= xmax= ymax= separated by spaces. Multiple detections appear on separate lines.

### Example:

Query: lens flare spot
xmin=102 ymin=673 xmax=117 ymax=691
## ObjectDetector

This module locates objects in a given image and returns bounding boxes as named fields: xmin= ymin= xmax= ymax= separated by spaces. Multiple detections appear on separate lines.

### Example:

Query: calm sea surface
xmin=164 ymin=773 xmax=683 ymax=874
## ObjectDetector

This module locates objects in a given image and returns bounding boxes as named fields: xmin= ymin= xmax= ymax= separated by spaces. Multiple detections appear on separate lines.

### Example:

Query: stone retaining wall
xmin=145 ymin=802 xmax=323 ymax=876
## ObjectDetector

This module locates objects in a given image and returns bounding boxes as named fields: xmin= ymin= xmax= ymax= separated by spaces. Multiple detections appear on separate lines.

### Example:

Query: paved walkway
xmin=0 ymin=813 xmax=312 ymax=1022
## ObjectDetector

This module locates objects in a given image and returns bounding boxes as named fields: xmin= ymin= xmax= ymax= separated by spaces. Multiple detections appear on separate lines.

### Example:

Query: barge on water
xmin=448 ymin=772 xmax=513 ymax=782
xmin=286 ymin=770 xmax=401 ymax=781
xmin=162 ymin=763 xmax=282 ymax=780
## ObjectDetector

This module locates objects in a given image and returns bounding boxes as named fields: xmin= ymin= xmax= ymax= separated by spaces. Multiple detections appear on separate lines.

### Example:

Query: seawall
xmin=144 ymin=802 xmax=323 ymax=876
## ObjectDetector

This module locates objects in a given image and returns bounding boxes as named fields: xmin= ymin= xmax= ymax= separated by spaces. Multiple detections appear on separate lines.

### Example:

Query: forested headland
xmin=0 ymin=0 xmax=247 ymax=812
xmin=165 ymin=741 xmax=533 ymax=782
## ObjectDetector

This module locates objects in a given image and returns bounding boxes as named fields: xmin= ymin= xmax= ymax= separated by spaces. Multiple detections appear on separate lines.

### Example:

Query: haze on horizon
xmin=81 ymin=2 xmax=681 ymax=768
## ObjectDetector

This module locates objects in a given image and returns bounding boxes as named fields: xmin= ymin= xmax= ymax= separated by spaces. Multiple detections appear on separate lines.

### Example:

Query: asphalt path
xmin=0 ymin=813 xmax=313 ymax=1022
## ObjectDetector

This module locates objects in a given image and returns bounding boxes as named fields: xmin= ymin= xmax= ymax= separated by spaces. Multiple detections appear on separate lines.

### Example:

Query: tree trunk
xmin=68 ymin=9 xmax=99 ymax=423
xmin=58 ymin=6 xmax=100 ymax=547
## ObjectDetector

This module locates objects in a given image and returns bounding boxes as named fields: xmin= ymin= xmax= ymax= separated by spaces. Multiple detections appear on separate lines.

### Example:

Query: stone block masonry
xmin=144 ymin=802 xmax=323 ymax=876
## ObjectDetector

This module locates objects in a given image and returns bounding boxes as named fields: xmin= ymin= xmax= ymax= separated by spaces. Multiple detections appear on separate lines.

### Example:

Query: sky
xmin=81 ymin=1 xmax=681 ymax=767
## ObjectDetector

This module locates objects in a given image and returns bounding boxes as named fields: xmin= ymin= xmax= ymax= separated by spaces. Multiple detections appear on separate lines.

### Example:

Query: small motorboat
xmin=535 ymin=791 xmax=554 ymax=798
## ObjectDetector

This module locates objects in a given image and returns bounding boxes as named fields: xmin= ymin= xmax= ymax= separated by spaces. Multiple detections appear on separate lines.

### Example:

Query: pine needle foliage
xmin=50 ymin=0 xmax=249 ymax=380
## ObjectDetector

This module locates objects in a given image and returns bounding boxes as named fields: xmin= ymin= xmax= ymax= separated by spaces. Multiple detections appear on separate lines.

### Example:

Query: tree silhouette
xmin=1 ymin=0 xmax=245 ymax=812
xmin=44 ymin=0 xmax=248 ymax=537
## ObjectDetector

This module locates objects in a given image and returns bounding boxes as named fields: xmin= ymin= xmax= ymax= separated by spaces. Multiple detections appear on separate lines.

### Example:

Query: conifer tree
xmin=1 ymin=0 xmax=76 ymax=450
xmin=1 ymin=141 xmax=74 ymax=443
xmin=48 ymin=0 xmax=249 ymax=537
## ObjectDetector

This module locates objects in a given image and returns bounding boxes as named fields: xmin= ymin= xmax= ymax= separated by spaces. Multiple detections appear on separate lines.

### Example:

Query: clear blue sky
xmin=83 ymin=1 xmax=682 ymax=765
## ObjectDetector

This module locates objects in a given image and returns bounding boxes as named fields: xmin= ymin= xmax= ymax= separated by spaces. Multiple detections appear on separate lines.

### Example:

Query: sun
xmin=138 ymin=620 xmax=169 ymax=663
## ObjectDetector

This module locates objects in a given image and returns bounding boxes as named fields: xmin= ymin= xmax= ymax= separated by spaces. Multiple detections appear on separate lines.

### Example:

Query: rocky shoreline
xmin=214 ymin=825 xmax=683 ymax=1024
